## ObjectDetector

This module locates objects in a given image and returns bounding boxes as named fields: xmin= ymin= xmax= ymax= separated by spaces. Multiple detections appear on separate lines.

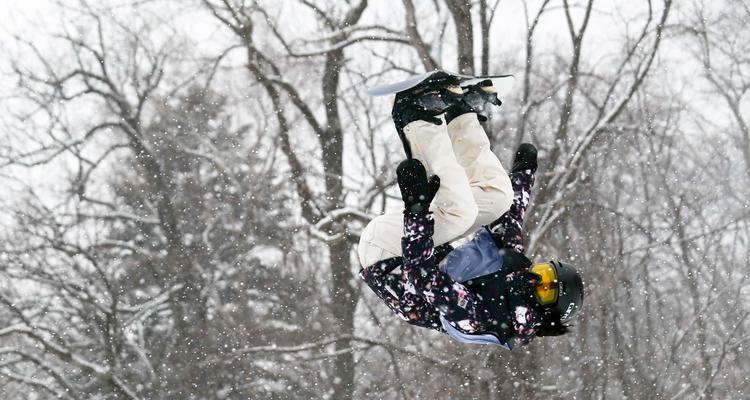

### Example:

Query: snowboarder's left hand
xmin=512 ymin=143 xmax=538 ymax=173
xmin=396 ymin=158 xmax=440 ymax=214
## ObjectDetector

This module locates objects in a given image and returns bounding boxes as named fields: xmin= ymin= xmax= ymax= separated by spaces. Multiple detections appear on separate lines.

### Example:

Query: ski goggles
xmin=530 ymin=262 xmax=559 ymax=306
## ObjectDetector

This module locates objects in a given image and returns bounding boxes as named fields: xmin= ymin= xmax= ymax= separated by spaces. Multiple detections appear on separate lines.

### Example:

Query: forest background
xmin=0 ymin=0 xmax=748 ymax=399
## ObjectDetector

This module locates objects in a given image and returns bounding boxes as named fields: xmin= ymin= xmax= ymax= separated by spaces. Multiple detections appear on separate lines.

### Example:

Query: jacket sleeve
xmin=359 ymin=261 xmax=445 ymax=331
xmin=400 ymin=211 xmax=490 ymax=333
xmin=487 ymin=169 xmax=535 ymax=253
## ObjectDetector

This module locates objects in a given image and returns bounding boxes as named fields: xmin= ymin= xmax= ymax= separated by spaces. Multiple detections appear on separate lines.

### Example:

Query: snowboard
xmin=366 ymin=70 xmax=516 ymax=97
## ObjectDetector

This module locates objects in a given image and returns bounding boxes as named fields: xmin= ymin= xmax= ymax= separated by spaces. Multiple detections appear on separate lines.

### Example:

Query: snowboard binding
xmin=444 ymin=79 xmax=503 ymax=123
xmin=461 ymin=79 xmax=502 ymax=120
xmin=392 ymin=72 xmax=464 ymax=158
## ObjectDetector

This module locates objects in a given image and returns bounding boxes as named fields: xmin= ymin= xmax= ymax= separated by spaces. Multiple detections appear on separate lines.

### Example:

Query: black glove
xmin=396 ymin=159 xmax=440 ymax=214
xmin=511 ymin=143 xmax=538 ymax=173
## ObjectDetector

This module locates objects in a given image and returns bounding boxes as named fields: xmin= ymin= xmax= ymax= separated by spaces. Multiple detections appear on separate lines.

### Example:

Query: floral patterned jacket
xmin=360 ymin=169 xmax=541 ymax=348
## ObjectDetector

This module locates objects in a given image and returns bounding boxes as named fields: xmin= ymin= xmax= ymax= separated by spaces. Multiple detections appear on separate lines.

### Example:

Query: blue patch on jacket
xmin=440 ymin=316 xmax=512 ymax=349
xmin=439 ymin=226 xmax=514 ymax=349
xmin=440 ymin=227 xmax=504 ymax=282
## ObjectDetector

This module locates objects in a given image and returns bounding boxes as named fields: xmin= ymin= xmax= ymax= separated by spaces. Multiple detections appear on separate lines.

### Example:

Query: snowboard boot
xmin=449 ymin=79 xmax=502 ymax=122
xmin=392 ymin=73 xmax=463 ymax=158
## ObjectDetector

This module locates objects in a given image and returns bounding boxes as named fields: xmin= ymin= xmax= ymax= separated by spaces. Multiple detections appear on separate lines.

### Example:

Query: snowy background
xmin=0 ymin=0 xmax=748 ymax=399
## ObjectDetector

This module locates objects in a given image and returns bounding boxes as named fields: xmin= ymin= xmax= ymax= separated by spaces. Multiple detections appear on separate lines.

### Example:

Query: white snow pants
xmin=357 ymin=113 xmax=513 ymax=267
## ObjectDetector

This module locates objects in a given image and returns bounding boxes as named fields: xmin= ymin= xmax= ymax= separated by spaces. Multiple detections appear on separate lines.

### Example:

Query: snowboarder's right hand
xmin=396 ymin=159 xmax=440 ymax=214
xmin=511 ymin=143 xmax=538 ymax=173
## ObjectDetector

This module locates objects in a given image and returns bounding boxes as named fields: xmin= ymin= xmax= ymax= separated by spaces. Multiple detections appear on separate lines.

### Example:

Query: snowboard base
xmin=366 ymin=70 xmax=515 ymax=97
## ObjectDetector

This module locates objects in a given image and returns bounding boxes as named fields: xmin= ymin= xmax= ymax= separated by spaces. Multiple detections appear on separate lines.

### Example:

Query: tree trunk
xmin=445 ymin=0 xmax=475 ymax=74
xmin=322 ymin=45 xmax=357 ymax=400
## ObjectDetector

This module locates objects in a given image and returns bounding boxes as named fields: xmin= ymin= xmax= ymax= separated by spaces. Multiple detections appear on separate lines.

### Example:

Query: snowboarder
xmin=358 ymin=74 xmax=584 ymax=349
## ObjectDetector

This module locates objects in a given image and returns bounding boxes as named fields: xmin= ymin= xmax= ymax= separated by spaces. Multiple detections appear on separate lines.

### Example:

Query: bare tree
xmin=526 ymin=0 xmax=673 ymax=253
xmin=3 ymin=0 xmax=750 ymax=399
xmin=682 ymin=1 xmax=750 ymax=181
xmin=0 ymin=2 xmax=304 ymax=398
xmin=198 ymin=1 xmax=389 ymax=398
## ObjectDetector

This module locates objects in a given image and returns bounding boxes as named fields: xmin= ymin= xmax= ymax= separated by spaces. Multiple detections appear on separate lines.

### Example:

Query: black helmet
xmin=529 ymin=260 xmax=584 ymax=322
xmin=551 ymin=261 xmax=584 ymax=322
